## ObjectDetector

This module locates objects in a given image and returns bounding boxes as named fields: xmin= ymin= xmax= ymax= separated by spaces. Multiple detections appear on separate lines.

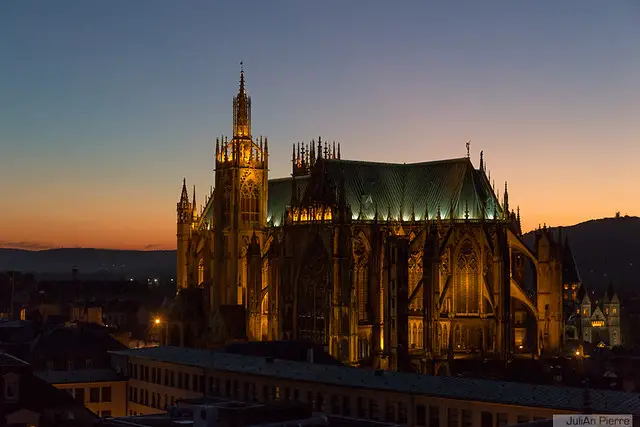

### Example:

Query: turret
xmin=176 ymin=178 xmax=191 ymax=290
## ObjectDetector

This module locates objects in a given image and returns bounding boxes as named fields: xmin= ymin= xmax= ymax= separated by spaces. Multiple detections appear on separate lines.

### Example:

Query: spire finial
xmin=179 ymin=178 xmax=189 ymax=204
xmin=239 ymin=61 xmax=245 ymax=93
xmin=480 ymin=150 xmax=484 ymax=171
xmin=466 ymin=140 xmax=471 ymax=158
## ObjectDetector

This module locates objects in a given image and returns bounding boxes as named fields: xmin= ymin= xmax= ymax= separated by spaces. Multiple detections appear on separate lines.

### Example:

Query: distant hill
xmin=0 ymin=248 xmax=176 ymax=280
xmin=1 ymin=216 xmax=639 ymax=290
xmin=523 ymin=216 xmax=640 ymax=296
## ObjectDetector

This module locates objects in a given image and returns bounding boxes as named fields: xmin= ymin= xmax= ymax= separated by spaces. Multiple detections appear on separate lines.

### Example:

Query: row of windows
xmin=129 ymin=362 xmax=204 ymax=393
xmin=128 ymin=360 xmax=552 ymax=427
xmin=129 ymin=385 xmax=177 ymax=410
xmin=66 ymin=386 xmax=112 ymax=403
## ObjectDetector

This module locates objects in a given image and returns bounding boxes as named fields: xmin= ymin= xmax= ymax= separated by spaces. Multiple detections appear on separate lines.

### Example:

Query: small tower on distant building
xmin=580 ymin=292 xmax=592 ymax=343
xmin=603 ymin=284 xmax=621 ymax=346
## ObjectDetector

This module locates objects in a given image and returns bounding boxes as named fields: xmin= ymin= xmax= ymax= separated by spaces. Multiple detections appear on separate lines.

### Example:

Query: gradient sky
xmin=1 ymin=1 xmax=638 ymax=250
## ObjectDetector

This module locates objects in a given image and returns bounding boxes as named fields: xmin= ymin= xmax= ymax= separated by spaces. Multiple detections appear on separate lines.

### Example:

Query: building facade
xmin=565 ymin=285 xmax=621 ymax=348
xmin=170 ymin=69 xmax=571 ymax=369
xmin=110 ymin=347 xmax=640 ymax=426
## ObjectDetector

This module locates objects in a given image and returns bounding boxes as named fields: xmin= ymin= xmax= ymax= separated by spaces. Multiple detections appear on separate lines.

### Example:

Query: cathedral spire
xmin=504 ymin=181 xmax=509 ymax=215
xmin=239 ymin=61 xmax=246 ymax=95
xmin=192 ymin=185 xmax=198 ymax=219
xmin=233 ymin=62 xmax=251 ymax=138
xmin=179 ymin=178 xmax=189 ymax=205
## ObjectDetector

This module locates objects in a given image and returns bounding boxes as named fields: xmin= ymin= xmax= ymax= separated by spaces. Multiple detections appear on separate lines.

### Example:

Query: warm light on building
xmin=290 ymin=207 xmax=332 ymax=222
xmin=591 ymin=320 xmax=605 ymax=328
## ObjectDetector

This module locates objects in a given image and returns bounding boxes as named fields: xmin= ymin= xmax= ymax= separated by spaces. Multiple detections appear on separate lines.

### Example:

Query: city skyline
xmin=1 ymin=1 xmax=638 ymax=250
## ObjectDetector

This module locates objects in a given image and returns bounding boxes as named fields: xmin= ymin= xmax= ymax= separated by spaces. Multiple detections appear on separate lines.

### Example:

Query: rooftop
xmin=0 ymin=350 xmax=30 ymax=367
xmin=111 ymin=346 xmax=640 ymax=414
xmin=35 ymin=368 xmax=127 ymax=384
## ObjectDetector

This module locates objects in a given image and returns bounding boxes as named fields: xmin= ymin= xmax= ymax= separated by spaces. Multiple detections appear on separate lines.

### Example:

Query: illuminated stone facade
xmin=172 ymin=69 xmax=572 ymax=371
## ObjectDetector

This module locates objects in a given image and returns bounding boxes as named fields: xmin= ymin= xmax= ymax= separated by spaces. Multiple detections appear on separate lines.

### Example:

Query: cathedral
xmin=168 ymin=68 xmax=575 ymax=371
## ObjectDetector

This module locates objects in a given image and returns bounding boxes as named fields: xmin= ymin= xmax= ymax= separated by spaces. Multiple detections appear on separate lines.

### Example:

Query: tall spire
xmin=179 ymin=178 xmax=188 ymax=205
xmin=233 ymin=62 xmax=251 ymax=138
xmin=504 ymin=181 xmax=509 ymax=214
xmin=192 ymin=185 xmax=198 ymax=219
xmin=239 ymin=61 xmax=246 ymax=95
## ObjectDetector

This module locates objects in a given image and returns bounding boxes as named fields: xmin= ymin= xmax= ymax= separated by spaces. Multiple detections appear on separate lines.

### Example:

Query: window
xmin=481 ymin=412 xmax=493 ymax=427
xmin=3 ymin=374 xmax=18 ymax=402
xmin=498 ymin=413 xmax=509 ymax=427
xmin=356 ymin=263 xmax=369 ymax=321
xmin=342 ymin=396 xmax=351 ymax=417
xmin=357 ymin=397 xmax=367 ymax=418
xmin=447 ymin=408 xmax=459 ymax=427
xmin=462 ymin=410 xmax=472 ymax=427
xmin=455 ymin=241 xmax=480 ymax=315
xmin=240 ymin=182 xmax=260 ymax=224
xmin=415 ymin=404 xmax=426 ymax=426
xmin=102 ymin=386 xmax=111 ymax=402
xmin=90 ymin=387 xmax=100 ymax=403
xmin=429 ymin=406 xmax=440 ymax=427
xmin=75 ymin=388 xmax=85 ymax=402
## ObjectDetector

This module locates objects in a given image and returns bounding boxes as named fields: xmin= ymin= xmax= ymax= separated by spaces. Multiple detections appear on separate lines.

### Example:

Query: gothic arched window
xmin=241 ymin=180 xmax=260 ymax=224
xmin=454 ymin=240 xmax=481 ymax=315
xmin=356 ymin=264 xmax=368 ymax=321
xmin=222 ymin=178 xmax=232 ymax=227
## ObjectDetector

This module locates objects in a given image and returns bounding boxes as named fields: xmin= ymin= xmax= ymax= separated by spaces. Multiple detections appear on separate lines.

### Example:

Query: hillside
xmin=1 ymin=216 xmax=639 ymax=288
xmin=0 ymin=248 xmax=176 ymax=280
xmin=523 ymin=216 xmax=640 ymax=296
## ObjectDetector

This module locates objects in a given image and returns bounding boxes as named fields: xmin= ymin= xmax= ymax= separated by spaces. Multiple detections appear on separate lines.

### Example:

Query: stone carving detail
xmin=409 ymin=250 xmax=423 ymax=273
xmin=352 ymin=233 xmax=369 ymax=268
xmin=441 ymin=249 xmax=451 ymax=276
xmin=484 ymin=248 xmax=492 ymax=276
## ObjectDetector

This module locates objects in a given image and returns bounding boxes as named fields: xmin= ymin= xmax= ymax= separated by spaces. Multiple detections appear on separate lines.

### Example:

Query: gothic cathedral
xmin=170 ymin=68 xmax=574 ymax=371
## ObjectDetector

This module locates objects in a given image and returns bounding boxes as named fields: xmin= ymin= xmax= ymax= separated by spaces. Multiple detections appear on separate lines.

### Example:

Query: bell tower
xmin=212 ymin=64 xmax=269 ymax=313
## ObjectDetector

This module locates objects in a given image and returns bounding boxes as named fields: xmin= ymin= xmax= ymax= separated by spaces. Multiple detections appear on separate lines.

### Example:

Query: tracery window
xmin=356 ymin=265 xmax=368 ymax=321
xmin=241 ymin=180 xmax=260 ymax=224
xmin=408 ymin=253 xmax=423 ymax=311
xmin=454 ymin=241 xmax=480 ymax=315
xmin=222 ymin=178 xmax=232 ymax=227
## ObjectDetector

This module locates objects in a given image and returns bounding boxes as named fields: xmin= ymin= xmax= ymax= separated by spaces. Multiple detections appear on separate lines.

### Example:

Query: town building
xmin=109 ymin=346 xmax=640 ymax=426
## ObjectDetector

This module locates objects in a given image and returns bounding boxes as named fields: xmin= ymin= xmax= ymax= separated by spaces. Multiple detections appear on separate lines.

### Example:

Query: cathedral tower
xmin=212 ymin=65 xmax=269 ymax=325
xmin=176 ymin=178 xmax=191 ymax=290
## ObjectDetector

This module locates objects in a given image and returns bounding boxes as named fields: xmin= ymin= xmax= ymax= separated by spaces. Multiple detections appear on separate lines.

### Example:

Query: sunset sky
xmin=1 ymin=1 xmax=638 ymax=250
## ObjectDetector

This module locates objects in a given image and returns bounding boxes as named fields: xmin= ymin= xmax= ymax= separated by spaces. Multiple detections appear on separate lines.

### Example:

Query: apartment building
xmin=110 ymin=347 xmax=640 ymax=426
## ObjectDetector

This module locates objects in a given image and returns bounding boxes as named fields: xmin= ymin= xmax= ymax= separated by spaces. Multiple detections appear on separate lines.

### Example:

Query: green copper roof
xmin=267 ymin=157 xmax=502 ymax=223
xmin=267 ymin=176 xmax=309 ymax=226
xmin=202 ymin=157 xmax=502 ymax=228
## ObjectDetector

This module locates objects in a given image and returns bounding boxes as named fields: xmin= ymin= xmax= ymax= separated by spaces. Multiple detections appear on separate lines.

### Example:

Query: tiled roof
xmin=110 ymin=347 xmax=640 ymax=414
xmin=267 ymin=176 xmax=310 ymax=226
xmin=267 ymin=158 xmax=502 ymax=225
xmin=203 ymin=157 xmax=500 ymax=229
xmin=35 ymin=368 xmax=127 ymax=384
xmin=0 ymin=351 xmax=30 ymax=366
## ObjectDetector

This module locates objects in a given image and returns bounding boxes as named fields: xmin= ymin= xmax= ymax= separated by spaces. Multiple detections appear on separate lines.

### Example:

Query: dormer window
xmin=4 ymin=372 xmax=19 ymax=402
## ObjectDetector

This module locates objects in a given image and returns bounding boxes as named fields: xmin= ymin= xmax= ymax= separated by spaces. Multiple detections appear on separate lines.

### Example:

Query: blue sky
xmin=0 ymin=1 xmax=638 ymax=249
